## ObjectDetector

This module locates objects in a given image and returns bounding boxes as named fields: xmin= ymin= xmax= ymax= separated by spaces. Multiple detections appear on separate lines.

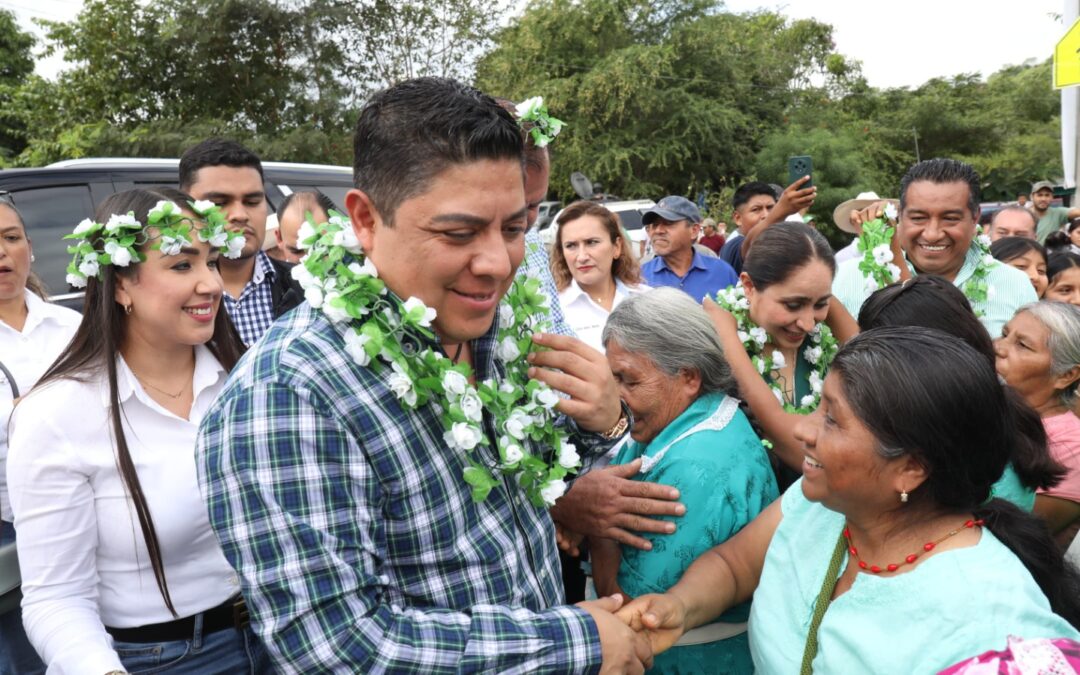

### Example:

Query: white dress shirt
xmin=7 ymin=345 xmax=240 ymax=675
xmin=558 ymin=279 xmax=650 ymax=353
xmin=0 ymin=289 xmax=80 ymax=521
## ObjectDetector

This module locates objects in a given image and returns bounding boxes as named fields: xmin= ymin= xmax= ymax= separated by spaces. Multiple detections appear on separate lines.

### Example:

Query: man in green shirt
xmin=833 ymin=158 xmax=1037 ymax=337
xmin=1030 ymin=180 xmax=1080 ymax=243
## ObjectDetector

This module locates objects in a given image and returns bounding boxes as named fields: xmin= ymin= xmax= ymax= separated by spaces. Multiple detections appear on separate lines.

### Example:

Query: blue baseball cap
xmin=641 ymin=196 xmax=702 ymax=225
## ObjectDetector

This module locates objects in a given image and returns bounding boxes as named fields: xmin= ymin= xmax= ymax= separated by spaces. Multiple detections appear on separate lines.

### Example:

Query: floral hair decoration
xmin=64 ymin=199 xmax=244 ymax=288
xmin=514 ymin=96 xmax=565 ymax=148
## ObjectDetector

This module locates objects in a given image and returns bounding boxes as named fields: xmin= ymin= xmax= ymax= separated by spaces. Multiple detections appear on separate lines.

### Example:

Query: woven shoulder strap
xmin=799 ymin=530 xmax=846 ymax=674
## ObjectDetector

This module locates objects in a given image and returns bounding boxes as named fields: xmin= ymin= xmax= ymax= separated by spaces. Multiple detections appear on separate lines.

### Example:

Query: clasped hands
xmin=576 ymin=592 xmax=688 ymax=674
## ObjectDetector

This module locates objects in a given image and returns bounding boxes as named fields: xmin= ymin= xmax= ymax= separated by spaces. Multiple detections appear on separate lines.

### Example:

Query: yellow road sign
xmin=1056 ymin=18 xmax=1080 ymax=89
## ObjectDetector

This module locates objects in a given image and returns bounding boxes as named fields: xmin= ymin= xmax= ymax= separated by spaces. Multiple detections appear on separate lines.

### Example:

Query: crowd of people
xmin=1 ymin=76 xmax=1080 ymax=674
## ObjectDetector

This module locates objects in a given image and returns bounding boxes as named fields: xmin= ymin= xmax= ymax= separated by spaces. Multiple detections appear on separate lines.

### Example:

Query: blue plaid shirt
xmin=521 ymin=228 xmax=575 ymax=337
xmin=196 ymin=303 xmax=612 ymax=673
xmin=222 ymin=251 xmax=276 ymax=347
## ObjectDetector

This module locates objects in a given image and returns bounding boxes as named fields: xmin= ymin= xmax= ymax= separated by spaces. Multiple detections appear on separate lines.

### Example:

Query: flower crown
xmin=514 ymin=96 xmax=565 ymax=148
xmin=64 ymin=200 xmax=245 ymax=288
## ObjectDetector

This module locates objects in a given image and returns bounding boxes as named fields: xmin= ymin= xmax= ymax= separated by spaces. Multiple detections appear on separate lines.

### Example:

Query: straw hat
xmin=832 ymin=191 xmax=899 ymax=234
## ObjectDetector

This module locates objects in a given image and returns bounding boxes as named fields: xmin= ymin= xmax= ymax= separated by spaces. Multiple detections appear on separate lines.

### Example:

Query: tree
xmin=0 ymin=9 xmax=35 ymax=158
xmin=475 ymin=0 xmax=855 ymax=203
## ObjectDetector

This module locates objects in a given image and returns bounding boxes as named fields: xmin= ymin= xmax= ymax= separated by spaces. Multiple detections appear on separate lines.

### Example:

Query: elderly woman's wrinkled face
xmin=794 ymin=372 xmax=913 ymax=513
xmin=606 ymin=339 xmax=700 ymax=446
xmin=743 ymin=260 xmax=832 ymax=351
xmin=995 ymin=311 xmax=1078 ymax=411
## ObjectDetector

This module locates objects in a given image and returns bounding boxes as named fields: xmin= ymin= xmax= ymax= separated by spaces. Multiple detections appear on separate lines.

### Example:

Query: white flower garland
xmin=856 ymin=208 xmax=996 ymax=316
xmin=64 ymin=200 xmax=243 ymax=288
xmin=714 ymin=284 xmax=838 ymax=414
xmin=293 ymin=213 xmax=580 ymax=507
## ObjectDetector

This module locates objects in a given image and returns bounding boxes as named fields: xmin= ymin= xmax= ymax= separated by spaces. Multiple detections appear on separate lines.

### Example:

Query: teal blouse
xmin=749 ymin=480 xmax=1079 ymax=674
xmin=613 ymin=392 xmax=778 ymax=674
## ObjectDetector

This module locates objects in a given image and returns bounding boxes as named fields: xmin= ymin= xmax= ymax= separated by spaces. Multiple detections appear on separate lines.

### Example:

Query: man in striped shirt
xmin=833 ymin=158 xmax=1037 ymax=337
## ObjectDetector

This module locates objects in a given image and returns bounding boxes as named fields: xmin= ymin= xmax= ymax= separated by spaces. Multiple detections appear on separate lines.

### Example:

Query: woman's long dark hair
xmin=857 ymin=275 xmax=1064 ymax=491
xmin=35 ymin=188 xmax=244 ymax=617
xmin=833 ymin=327 xmax=1080 ymax=627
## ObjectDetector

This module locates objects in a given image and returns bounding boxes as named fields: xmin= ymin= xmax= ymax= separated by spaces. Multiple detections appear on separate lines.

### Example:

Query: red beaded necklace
xmin=843 ymin=518 xmax=985 ymax=574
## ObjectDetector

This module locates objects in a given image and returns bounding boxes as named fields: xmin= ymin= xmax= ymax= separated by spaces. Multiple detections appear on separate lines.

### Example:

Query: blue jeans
xmin=0 ymin=521 xmax=45 ymax=675
xmin=113 ymin=612 xmax=271 ymax=674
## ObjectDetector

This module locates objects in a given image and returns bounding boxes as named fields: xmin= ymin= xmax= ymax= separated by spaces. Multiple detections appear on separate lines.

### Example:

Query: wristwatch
xmin=599 ymin=403 xmax=631 ymax=440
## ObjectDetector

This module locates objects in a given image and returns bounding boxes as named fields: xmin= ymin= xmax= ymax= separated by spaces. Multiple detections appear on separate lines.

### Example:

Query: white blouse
xmin=558 ymin=279 xmax=650 ymax=353
xmin=0 ymin=289 xmax=80 ymax=521
xmin=7 ymin=345 xmax=240 ymax=675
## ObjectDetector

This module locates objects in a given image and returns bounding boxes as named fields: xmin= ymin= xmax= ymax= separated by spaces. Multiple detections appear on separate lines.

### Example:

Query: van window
xmin=8 ymin=185 xmax=96 ymax=293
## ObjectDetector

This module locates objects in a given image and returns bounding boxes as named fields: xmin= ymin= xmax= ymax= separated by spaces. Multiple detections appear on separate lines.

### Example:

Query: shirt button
xmin=229 ymin=574 xmax=239 ymax=586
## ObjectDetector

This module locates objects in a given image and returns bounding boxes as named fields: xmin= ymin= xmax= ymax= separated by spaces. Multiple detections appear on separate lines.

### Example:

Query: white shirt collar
xmin=109 ymin=344 xmax=226 ymax=409
xmin=561 ymin=278 xmax=643 ymax=309
xmin=1 ymin=289 xmax=75 ymax=337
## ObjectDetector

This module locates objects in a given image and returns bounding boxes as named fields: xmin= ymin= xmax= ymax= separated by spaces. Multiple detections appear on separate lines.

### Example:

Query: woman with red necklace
xmin=616 ymin=327 xmax=1080 ymax=674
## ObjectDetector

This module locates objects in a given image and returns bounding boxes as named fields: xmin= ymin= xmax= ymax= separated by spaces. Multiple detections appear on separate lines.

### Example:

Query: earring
xmin=124 ymin=303 xmax=133 ymax=316
xmin=900 ymin=489 xmax=908 ymax=503
xmin=29 ymin=254 xmax=35 ymax=262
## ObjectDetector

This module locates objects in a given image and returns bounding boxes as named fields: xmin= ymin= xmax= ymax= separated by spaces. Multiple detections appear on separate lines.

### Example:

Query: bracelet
xmin=599 ymin=407 xmax=630 ymax=440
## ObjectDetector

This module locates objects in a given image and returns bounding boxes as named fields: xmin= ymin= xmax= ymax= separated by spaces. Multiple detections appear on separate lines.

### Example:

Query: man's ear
xmin=345 ymin=189 xmax=383 ymax=255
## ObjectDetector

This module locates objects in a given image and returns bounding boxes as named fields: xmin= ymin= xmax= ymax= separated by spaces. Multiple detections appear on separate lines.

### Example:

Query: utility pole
xmin=1063 ymin=0 xmax=1080 ymax=192
xmin=912 ymin=127 xmax=921 ymax=163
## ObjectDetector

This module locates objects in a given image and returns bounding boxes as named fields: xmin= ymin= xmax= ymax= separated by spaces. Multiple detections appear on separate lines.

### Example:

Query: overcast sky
xmin=4 ymin=0 xmax=1068 ymax=89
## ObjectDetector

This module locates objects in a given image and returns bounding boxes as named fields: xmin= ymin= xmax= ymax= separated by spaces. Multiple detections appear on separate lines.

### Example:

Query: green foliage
xmin=755 ymin=125 xmax=890 ymax=245
xmin=0 ymin=0 xmax=1064 ymax=212
xmin=475 ymin=0 xmax=856 ymax=203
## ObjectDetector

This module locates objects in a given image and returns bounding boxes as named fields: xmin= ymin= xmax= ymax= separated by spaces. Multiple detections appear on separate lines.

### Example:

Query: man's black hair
xmin=899 ymin=158 xmax=980 ymax=218
xmin=732 ymin=181 xmax=778 ymax=211
xmin=352 ymin=77 xmax=524 ymax=224
xmin=178 ymin=138 xmax=264 ymax=191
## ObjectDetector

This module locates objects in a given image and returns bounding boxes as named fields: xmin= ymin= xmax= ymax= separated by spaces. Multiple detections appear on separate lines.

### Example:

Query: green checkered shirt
xmin=197 ymin=304 xmax=611 ymax=673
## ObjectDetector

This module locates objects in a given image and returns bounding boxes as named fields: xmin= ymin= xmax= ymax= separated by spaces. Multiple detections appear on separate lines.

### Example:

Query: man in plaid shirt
xmin=180 ymin=139 xmax=304 ymax=347
xmin=197 ymin=78 xmax=650 ymax=673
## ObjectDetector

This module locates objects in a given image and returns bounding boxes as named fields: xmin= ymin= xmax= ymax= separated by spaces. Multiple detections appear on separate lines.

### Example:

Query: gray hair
xmin=1018 ymin=302 xmax=1080 ymax=407
xmin=991 ymin=205 xmax=1038 ymax=230
xmin=602 ymin=287 xmax=737 ymax=397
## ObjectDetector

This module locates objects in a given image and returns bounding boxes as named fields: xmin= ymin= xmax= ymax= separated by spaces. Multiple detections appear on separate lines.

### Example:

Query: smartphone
xmin=788 ymin=155 xmax=813 ymax=189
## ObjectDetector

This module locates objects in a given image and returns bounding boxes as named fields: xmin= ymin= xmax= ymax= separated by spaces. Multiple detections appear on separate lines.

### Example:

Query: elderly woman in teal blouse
xmin=590 ymin=287 xmax=778 ymax=674
xmin=616 ymin=327 xmax=1080 ymax=674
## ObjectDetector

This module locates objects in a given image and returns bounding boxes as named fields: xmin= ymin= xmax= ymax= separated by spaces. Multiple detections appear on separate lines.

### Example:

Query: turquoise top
xmin=991 ymin=463 xmax=1036 ymax=511
xmin=614 ymin=392 xmax=778 ymax=674
xmin=749 ymin=479 xmax=1079 ymax=674
xmin=832 ymin=244 xmax=1038 ymax=337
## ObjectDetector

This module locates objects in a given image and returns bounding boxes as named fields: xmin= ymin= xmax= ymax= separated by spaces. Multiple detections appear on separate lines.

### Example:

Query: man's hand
xmin=555 ymin=522 xmax=585 ymax=557
xmin=550 ymin=459 xmax=685 ymax=550
xmin=773 ymin=175 xmax=816 ymax=221
xmin=528 ymin=333 xmax=621 ymax=434
xmin=616 ymin=593 xmax=688 ymax=656
xmin=848 ymin=200 xmax=893 ymax=235
xmin=579 ymin=594 xmax=652 ymax=674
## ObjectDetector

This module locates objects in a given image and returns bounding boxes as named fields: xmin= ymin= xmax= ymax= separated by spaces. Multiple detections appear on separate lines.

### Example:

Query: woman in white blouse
xmin=7 ymin=188 xmax=269 ymax=674
xmin=0 ymin=200 xmax=79 ymax=674
xmin=550 ymin=201 xmax=649 ymax=353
